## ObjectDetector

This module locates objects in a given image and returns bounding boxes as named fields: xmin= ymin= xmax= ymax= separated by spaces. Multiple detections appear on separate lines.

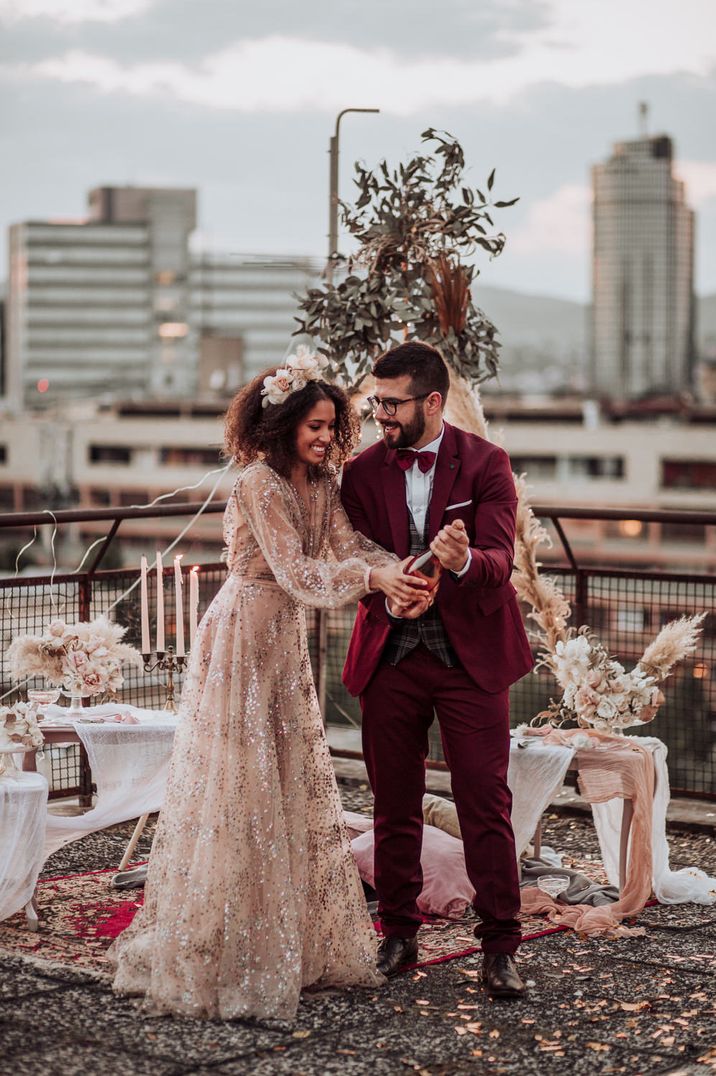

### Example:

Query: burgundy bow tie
xmin=396 ymin=449 xmax=437 ymax=473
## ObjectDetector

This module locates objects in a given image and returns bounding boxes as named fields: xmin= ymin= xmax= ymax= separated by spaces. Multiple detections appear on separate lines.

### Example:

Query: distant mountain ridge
xmin=476 ymin=284 xmax=716 ymax=356
xmin=473 ymin=286 xmax=716 ymax=391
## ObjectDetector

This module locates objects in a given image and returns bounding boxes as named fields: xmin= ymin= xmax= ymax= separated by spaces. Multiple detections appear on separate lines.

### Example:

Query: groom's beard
xmin=379 ymin=409 xmax=426 ymax=449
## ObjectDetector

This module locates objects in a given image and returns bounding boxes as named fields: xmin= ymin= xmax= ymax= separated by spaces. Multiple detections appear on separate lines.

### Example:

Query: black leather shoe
xmin=377 ymin=935 xmax=419 ymax=977
xmin=482 ymin=953 xmax=526 ymax=999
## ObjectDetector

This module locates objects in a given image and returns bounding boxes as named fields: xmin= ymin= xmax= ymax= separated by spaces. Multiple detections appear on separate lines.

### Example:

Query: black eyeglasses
xmin=366 ymin=394 xmax=429 ymax=417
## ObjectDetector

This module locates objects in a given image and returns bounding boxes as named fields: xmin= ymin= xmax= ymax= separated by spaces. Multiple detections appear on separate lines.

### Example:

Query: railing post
xmin=574 ymin=569 xmax=589 ymax=630
xmin=78 ymin=573 xmax=92 ymax=623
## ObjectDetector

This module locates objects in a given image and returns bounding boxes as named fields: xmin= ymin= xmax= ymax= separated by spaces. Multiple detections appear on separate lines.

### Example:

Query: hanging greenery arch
xmin=296 ymin=129 xmax=518 ymax=391
xmin=295 ymin=129 xmax=570 ymax=656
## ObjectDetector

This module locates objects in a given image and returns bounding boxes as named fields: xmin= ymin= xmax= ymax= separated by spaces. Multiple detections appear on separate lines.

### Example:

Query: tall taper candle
xmin=189 ymin=566 xmax=199 ymax=648
xmin=155 ymin=551 xmax=165 ymax=653
xmin=140 ymin=555 xmax=150 ymax=654
xmin=174 ymin=554 xmax=185 ymax=657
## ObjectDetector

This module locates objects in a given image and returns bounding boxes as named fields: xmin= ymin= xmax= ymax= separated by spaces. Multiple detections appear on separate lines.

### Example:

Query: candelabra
xmin=143 ymin=645 xmax=187 ymax=713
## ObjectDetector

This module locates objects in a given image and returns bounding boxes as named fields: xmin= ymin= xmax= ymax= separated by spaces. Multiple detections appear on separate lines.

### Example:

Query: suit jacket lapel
xmin=428 ymin=423 xmax=462 ymax=542
xmin=382 ymin=449 xmax=410 ymax=558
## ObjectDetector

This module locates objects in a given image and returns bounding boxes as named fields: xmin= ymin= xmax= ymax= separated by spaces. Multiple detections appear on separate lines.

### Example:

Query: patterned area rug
xmin=0 ymin=856 xmax=608 ymax=978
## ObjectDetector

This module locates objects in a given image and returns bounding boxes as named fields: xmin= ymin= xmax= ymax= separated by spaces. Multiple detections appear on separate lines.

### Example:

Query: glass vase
xmin=63 ymin=690 xmax=88 ymax=718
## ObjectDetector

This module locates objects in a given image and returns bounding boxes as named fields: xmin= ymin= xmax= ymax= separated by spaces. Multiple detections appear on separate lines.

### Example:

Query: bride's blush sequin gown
xmin=110 ymin=462 xmax=394 ymax=1021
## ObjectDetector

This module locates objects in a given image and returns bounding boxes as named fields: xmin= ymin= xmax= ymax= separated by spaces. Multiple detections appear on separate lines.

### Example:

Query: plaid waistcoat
xmin=382 ymin=507 xmax=457 ymax=668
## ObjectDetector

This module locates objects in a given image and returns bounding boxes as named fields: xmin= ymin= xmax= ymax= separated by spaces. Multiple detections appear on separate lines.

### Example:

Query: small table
xmin=0 ymin=770 xmax=49 ymax=930
xmin=22 ymin=727 xmax=93 ymax=806
xmin=23 ymin=706 xmax=178 ymax=868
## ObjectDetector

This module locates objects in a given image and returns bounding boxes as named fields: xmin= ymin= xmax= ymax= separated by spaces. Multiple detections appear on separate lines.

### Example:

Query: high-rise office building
xmin=591 ymin=129 xmax=695 ymax=399
xmin=5 ymin=187 xmax=197 ymax=409
xmin=4 ymin=186 xmax=320 ymax=408
xmin=190 ymin=254 xmax=320 ymax=385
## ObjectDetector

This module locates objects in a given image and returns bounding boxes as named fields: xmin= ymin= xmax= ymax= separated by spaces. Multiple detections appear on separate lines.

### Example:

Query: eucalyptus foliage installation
xmin=296 ymin=129 xmax=518 ymax=390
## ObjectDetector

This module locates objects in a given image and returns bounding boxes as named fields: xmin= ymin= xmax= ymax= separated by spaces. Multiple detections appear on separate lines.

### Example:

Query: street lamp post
xmin=318 ymin=108 xmax=379 ymax=725
xmin=327 ymin=108 xmax=380 ymax=279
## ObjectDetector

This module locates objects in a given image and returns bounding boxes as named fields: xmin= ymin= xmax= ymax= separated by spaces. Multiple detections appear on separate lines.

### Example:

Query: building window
xmin=118 ymin=490 xmax=149 ymax=507
xmin=510 ymin=455 xmax=557 ymax=479
xmin=661 ymin=459 xmax=716 ymax=490
xmin=606 ymin=519 xmax=645 ymax=540
xmin=89 ymin=488 xmax=112 ymax=507
xmin=89 ymin=445 xmax=132 ymax=465
xmin=159 ymin=447 xmax=221 ymax=467
xmin=567 ymin=456 xmax=624 ymax=479
xmin=0 ymin=485 xmax=15 ymax=511
xmin=21 ymin=487 xmax=45 ymax=511
xmin=661 ymin=521 xmax=707 ymax=544
xmin=0 ymin=445 xmax=6 ymax=464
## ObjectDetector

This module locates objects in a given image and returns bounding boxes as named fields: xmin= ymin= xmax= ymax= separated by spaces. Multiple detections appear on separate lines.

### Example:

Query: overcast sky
xmin=1 ymin=0 xmax=715 ymax=301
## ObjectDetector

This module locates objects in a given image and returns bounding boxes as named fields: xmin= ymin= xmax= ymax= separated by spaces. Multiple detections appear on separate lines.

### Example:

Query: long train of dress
xmin=110 ymin=462 xmax=394 ymax=1021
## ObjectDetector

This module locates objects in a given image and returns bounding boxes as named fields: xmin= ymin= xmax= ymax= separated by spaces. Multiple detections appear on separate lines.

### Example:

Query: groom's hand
xmin=387 ymin=593 xmax=433 ymax=619
xmin=430 ymin=519 xmax=470 ymax=574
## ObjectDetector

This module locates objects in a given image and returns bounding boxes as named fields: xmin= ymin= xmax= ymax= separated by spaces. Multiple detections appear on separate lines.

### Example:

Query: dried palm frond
xmin=512 ymin=475 xmax=571 ymax=651
xmin=639 ymin=613 xmax=707 ymax=680
xmin=445 ymin=369 xmax=489 ymax=439
xmin=425 ymin=254 xmax=471 ymax=335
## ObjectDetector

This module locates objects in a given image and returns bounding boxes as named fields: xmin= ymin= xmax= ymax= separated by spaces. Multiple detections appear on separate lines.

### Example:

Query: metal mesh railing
xmin=316 ymin=567 xmax=716 ymax=797
xmin=1 ymin=509 xmax=714 ymax=799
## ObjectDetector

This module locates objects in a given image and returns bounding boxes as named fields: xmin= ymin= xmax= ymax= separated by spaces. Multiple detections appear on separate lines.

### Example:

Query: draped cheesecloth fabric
xmin=518 ymin=727 xmax=716 ymax=935
xmin=0 ymin=771 xmax=48 ymax=923
xmin=110 ymin=463 xmax=395 ymax=1022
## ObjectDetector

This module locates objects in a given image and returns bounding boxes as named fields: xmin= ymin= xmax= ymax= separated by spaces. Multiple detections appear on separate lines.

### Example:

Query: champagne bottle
xmin=406 ymin=548 xmax=442 ymax=591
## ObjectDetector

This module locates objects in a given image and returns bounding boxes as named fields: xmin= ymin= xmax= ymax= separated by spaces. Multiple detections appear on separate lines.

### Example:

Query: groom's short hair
xmin=373 ymin=340 xmax=449 ymax=408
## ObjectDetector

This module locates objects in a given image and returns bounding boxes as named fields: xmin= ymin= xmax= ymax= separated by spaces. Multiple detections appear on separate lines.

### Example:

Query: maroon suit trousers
xmin=360 ymin=645 xmax=521 ymax=954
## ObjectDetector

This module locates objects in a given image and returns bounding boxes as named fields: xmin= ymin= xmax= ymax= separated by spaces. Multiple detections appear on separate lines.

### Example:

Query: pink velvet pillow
xmin=351 ymin=824 xmax=475 ymax=919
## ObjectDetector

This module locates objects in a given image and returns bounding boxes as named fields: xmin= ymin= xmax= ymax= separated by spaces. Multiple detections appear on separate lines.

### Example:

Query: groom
xmin=341 ymin=341 xmax=534 ymax=998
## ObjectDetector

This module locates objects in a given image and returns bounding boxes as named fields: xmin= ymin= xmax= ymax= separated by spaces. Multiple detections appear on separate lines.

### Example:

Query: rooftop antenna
xmin=638 ymin=101 xmax=649 ymax=138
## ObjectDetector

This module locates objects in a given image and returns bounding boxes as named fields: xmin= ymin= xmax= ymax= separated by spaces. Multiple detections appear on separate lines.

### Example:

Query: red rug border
xmin=38 ymin=862 xmax=148 ymax=884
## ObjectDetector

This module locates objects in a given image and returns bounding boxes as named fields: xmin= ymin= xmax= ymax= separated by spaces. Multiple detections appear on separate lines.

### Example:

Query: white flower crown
xmin=261 ymin=346 xmax=330 ymax=408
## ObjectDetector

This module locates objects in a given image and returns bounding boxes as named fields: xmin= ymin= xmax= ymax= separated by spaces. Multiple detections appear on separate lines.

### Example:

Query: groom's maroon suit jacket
xmin=340 ymin=421 xmax=534 ymax=697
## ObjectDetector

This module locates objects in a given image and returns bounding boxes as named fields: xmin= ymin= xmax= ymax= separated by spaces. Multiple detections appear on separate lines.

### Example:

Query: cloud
xmin=4 ymin=0 xmax=714 ymax=116
xmin=1 ymin=0 xmax=549 ymax=61
xmin=0 ymin=0 xmax=154 ymax=23
xmin=509 ymin=184 xmax=591 ymax=257
xmin=677 ymin=160 xmax=716 ymax=206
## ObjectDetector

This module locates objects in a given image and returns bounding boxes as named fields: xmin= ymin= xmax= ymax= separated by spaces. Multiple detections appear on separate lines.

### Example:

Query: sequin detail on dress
xmin=110 ymin=462 xmax=394 ymax=1021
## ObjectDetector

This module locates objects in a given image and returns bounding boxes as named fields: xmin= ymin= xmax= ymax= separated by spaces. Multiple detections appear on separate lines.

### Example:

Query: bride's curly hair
xmin=224 ymin=367 xmax=360 ymax=477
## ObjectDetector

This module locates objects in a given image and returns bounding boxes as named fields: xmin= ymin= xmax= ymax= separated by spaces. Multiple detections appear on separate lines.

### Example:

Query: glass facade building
xmin=591 ymin=135 xmax=695 ymax=399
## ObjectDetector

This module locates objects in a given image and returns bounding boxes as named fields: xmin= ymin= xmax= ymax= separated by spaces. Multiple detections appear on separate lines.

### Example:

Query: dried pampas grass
xmin=639 ymin=614 xmax=707 ymax=680
xmin=512 ymin=475 xmax=571 ymax=652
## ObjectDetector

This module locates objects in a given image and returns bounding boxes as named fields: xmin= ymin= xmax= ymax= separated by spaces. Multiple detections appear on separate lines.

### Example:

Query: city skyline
xmin=1 ymin=0 xmax=715 ymax=303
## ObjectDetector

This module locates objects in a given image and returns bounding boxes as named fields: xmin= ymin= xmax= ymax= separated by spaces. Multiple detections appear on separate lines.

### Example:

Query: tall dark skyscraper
xmin=591 ymin=119 xmax=695 ymax=399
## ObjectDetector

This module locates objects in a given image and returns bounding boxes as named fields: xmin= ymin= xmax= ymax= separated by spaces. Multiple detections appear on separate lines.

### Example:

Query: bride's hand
xmin=369 ymin=558 xmax=429 ymax=606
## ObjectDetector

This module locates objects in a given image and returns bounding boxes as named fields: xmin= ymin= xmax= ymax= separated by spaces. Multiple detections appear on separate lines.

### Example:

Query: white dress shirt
xmin=384 ymin=425 xmax=469 ymax=614
xmin=403 ymin=426 xmax=444 ymax=537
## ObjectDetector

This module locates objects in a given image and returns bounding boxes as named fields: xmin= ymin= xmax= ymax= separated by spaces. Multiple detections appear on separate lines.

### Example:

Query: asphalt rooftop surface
xmin=1 ymin=783 xmax=715 ymax=1076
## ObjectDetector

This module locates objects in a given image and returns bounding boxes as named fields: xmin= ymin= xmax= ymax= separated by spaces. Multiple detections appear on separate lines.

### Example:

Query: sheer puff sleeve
xmin=235 ymin=464 xmax=392 ymax=609
xmin=327 ymin=478 xmax=397 ymax=575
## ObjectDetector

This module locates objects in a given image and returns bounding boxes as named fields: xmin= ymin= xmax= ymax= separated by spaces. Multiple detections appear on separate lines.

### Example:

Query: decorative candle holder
xmin=143 ymin=645 xmax=187 ymax=713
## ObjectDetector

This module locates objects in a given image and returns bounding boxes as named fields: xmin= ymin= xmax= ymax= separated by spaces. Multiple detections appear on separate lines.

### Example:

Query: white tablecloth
xmin=41 ymin=703 xmax=178 ymax=860
xmin=507 ymin=737 xmax=575 ymax=856
xmin=0 ymin=770 xmax=49 ymax=922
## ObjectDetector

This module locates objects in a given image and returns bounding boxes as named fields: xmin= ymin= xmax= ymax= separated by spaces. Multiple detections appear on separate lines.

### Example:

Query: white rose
xmin=596 ymin=697 xmax=617 ymax=720
xmin=262 ymin=369 xmax=295 ymax=407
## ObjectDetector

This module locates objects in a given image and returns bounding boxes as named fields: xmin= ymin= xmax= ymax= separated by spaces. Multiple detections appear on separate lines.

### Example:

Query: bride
xmin=110 ymin=351 xmax=428 ymax=1022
